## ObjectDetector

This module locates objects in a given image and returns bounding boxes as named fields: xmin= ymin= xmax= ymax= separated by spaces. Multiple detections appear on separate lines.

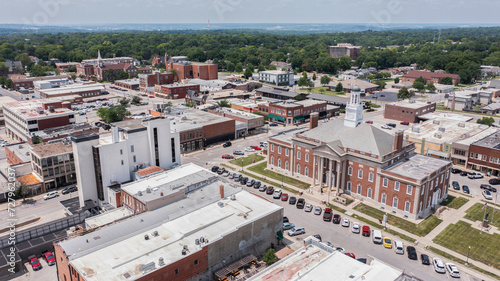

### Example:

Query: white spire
xmin=344 ymin=86 xmax=363 ymax=128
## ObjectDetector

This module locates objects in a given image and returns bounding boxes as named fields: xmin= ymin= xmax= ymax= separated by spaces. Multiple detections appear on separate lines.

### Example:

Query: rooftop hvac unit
xmin=146 ymin=188 xmax=151 ymax=193
xmin=433 ymin=120 xmax=440 ymax=125
xmin=438 ymin=127 xmax=446 ymax=133
xmin=152 ymin=231 xmax=158 ymax=237
xmin=458 ymin=122 xmax=466 ymax=127
xmin=158 ymin=257 xmax=165 ymax=266
xmin=434 ymin=133 xmax=442 ymax=139
xmin=230 ymin=194 xmax=236 ymax=200
xmin=195 ymin=239 xmax=200 ymax=245
xmin=144 ymin=234 xmax=149 ymax=240
xmin=200 ymin=237 xmax=205 ymax=243
xmin=138 ymin=191 xmax=143 ymax=196
xmin=181 ymin=249 xmax=187 ymax=255
xmin=183 ymin=245 xmax=188 ymax=251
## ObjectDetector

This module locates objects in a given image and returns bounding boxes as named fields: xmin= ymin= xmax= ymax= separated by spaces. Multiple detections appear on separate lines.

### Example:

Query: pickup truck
xmin=28 ymin=255 xmax=42 ymax=271
xmin=41 ymin=250 xmax=56 ymax=266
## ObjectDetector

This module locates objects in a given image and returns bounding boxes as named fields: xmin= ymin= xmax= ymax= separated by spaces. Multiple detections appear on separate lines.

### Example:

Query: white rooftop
xmin=455 ymin=126 xmax=499 ymax=146
xmin=418 ymin=112 xmax=473 ymax=122
xmin=405 ymin=119 xmax=487 ymax=144
xmin=383 ymin=154 xmax=451 ymax=181
xmin=84 ymin=207 xmax=135 ymax=229
xmin=38 ymin=83 xmax=105 ymax=96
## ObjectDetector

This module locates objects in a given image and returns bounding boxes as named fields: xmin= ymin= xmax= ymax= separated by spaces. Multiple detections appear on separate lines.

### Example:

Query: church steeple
xmin=97 ymin=50 xmax=102 ymax=67
xmin=344 ymin=86 xmax=364 ymax=128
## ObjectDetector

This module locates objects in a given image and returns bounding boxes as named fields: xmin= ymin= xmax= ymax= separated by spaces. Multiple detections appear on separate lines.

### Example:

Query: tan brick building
xmin=384 ymin=100 xmax=436 ymax=123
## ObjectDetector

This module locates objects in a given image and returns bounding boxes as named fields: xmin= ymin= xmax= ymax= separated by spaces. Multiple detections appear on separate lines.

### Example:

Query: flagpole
xmin=481 ymin=202 xmax=488 ymax=234
xmin=491 ymin=192 xmax=498 ymax=225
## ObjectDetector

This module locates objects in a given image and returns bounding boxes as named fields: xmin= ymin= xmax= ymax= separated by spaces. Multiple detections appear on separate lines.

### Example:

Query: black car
xmin=451 ymin=168 xmax=462 ymax=174
xmin=296 ymin=198 xmax=305 ymax=209
xmin=489 ymin=178 xmax=500 ymax=185
xmin=211 ymin=166 xmax=219 ymax=172
xmin=387 ymin=123 xmax=397 ymax=128
xmin=356 ymin=258 xmax=367 ymax=264
xmin=254 ymin=181 xmax=261 ymax=189
xmin=283 ymin=216 xmax=289 ymax=223
xmin=407 ymin=246 xmax=417 ymax=260
xmin=460 ymin=171 xmax=470 ymax=177
xmin=240 ymin=177 xmax=248 ymax=185
xmin=223 ymin=141 xmax=232 ymax=148
xmin=62 ymin=186 xmax=77 ymax=194
xmin=452 ymin=181 xmax=460 ymax=190
xmin=289 ymin=197 xmax=297 ymax=205
xmin=462 ymin=185 xmax=470 ymax=194
xmin=266 ymin=186 xmax=275 ymax=195
xmin=480 ymin=184 xmax=497 ymax=192
xmin=312 ymin=234 xmax=322 ymax=242
xmin=269 ymin=123 xmax=278 ymax=127
xmin=420 ymin=254 xmax=430 ymax=265
xmin=333 ymin=214 xmax=341 ymax=224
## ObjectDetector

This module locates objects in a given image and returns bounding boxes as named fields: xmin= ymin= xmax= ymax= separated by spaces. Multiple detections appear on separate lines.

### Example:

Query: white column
xmin=319 ymin=156 xmax=324 ymax=188
xmin=312 ymin=155 xmax=317 ymax=187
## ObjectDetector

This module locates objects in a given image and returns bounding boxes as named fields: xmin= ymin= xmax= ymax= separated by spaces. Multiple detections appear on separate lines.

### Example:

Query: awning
xmin=293 ymin=115 xmax=305 ymax=121
xmin=268 ymin=114 xmax=286 ymax=122
xmin=277 ymin=230 xmax=283 ymax=240
xmin=426 ymin=149 xmax=450 ymax=159
xmin=214 ymin=254 xmax=257 ymax=278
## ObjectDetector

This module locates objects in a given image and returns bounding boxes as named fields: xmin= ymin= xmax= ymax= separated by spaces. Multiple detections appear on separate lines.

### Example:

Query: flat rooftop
xmin=31 ymin=141 xmax=73 ymax=158
xmin=169 ymin=108 xmax=233 ymax=132
xmin=270 ymin=128 xmax=305 ymax=145
xmin=259 ymin=70 xmax=291 ymax=75
xmin=405 ymin=119 xmax=486 ymax=144
xmin=32 ymin=123 xmax=96 ymax=139
xmin=275 ymin=101 xmax=301 ymax=108
xmin=455 ymin=126 xmax=499 ymax=146
xmin=387 ymin=100 xmax=434 ymax=109
xmin=84 ymin=207 xmax=135 ymax=229
xmin=383 ymin=154 xmax=450 ymax=181
xmin=0 ymin=95 xmax=17 ymax=106
xmin=473 ymin=131 xmax=500 ymax=149
xmin=158 ymin=82 xmax=197 ymax=88
xmin=114 ymin=79 xmax=139 ymax=86
xmin=38 ymin=83 xmax=105 ymax=96
xmin=5 ymin=143 xmax=31 ymax=163
xmin=209 ymin=89 xmax=249 ymax=99
xmin=63 ymin=190 xmax=281 ymax=281
xmin=4 ymin=99 xmax=74 ymax=119
xmin=418 ymin=112 xmax=473 ymax=122
xmin=217 ymin=108 xmax=263 ymax=120
xmin=294 ymin=99 xmax=326 ymax=107
xmin=113 ymin=118 xmax=146 ymax=131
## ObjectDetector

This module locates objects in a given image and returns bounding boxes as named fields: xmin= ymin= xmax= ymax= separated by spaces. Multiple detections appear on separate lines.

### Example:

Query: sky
xmin=2 ymin=0 xmax=500 ymax=26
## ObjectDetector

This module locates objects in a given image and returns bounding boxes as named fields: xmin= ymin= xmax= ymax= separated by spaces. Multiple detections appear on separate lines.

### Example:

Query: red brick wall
xmin=268 ymin=139 xmax=293 ymax=171
xmin=37 ymin=116 xmax=72 ymax=130
xmin=294 ymin=145 xmax=313 ymax=177
xmin=345 ymin=161 xmax=379 ymax=199
xmin=203 ymin=119 xmax=235 ymax=139
xmin=468 ymin=144 xmax=500 ymax=170
xmin=54 ymin=243 xmax=80 ymax=281
xmin=5 ymin=147 xmax=26 ymax=165
xmin=384 ymin=103 xmax=436 ymax=123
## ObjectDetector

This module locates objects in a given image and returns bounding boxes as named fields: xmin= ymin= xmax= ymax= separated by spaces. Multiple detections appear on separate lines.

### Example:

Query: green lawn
xmin=229 ymin=154 xmax=265 ymax=167
xmin=247 ymin=162 xmax=310 ymax=190
xmin=305 ymin=86 xmax=345 ymax=96
xmin=433 ymin=220 xmax=500 ymax=270
xmin=464 ymin=203 xmax=500 ymax=228
xmin=353 ymin=203 xmax=442 ymax=237
xmin=440 ymin=195 xmax=469 ymax=209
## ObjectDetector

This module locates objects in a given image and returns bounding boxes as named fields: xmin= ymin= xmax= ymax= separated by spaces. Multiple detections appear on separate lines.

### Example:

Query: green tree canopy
xmin=477 ymin=117 xmax=495 ymax=126
xmin=118 ymin=71 xmax=129 ymax=80
xmin=263 ymin=248 xmax=278 ymax=265
xmin=97 ymin=105 xmax=130 ymax=123
xmin=394 ymin=77 xmax=400 ymax=84
xmin=426 ymin=82 xmax=436 ymax=92
xmin=439 ymin=77 xmax=453 ymax=85
xmin=258 ymin=64 xmax=266 ymax=72
xmin=132 ymin=96 xmax=142 ymax=104
xmin=217 ymin=99 xmax=231 ymax=107
xmin=235 ymin=62 xmax=243 ymax=72
xmin=415 ymin=76 xmax=427 ymax=85
xmin=335 ymin=82 xmax=344 ymax=92
xmin=119 ymin=97 xmax=130 ymax=106
xmin=312 ymin=73 xmax=317 ymax=81
xmin=412 ymin=81 xmax=426 ymax=92
xmin=320 ymin=75 xmax=331 ymax=86
xmin=397 ymin=86 xmax=414 ymax=100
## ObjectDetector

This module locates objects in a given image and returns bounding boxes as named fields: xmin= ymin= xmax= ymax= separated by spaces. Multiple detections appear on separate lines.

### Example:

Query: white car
xmin=341 ymin=218 xmax=350 ymax=227
xmin=483 ymin=190 xmax=493 ymax=200
xmin=314 ymin=206 xmax=322 ymax=215
xmin=288 ymin=226 xmax=305 ymax=236
xmin=445 ymin=263 xmax=460 ymax=278
xmin=43 ymin=191 xmax=59 ymax=200
xmin=381 ymin=124 xmax=392 ymax=130
xmin=433 ymin=258 xmax=446 ymax=274
xmin=468 ymin=172 xmax=484 ymax=179
xmin=273 ymin=189 xmax=282 ymax=199
xmin=351 ymin=222 xmax=360 ymax=234
xmin=304 ymin=204 xmax=313 ymax=212
xmin=394 ymin=240 xmax=404 ymax=255
xmin=245 ymin=147 xmax=256 ymax=152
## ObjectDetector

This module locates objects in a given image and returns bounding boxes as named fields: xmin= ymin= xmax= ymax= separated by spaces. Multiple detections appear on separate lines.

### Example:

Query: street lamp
xmin=281 ymin=174 xmax=284 ymax=188
xmin=241 ymin=158 xmax=244 ymax=172
xmin=466 ymin=246 xmax=470 ymax=265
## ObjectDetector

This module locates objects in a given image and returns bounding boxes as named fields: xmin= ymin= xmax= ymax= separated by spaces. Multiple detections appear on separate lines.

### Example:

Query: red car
xmin=281 ymin=193 xmax=289 ymax=201
xmin=250 ymin=145 xmax=262 ymax=150
xmin=400 ymin=121 xmax=409 ymax=125
xmin=28 ymin=255 xmax=42 ymax=271
xmin=362 ymin=225 xmax=370 ymax=237
xmin=102 ymin=98 xmax=109 ymax=101
xmin=41 ymin=250 xmax=56 ymax=266
xmin=222 ymin=154 xmax=234 ymax=159
xmin=345 ymin=253 xmax=356 ymax=259
xmin=149 ymin=95 xmax=155 ymax=98
xmin=365 ymin=120 xmax=373 ymax=124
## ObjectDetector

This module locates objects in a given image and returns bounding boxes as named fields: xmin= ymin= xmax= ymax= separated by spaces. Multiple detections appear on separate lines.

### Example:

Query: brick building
xmin=166 ymin=55 xmax=218 ymax=80
xmin=76 ymin=51 xmax=150 ymax=80
xmin=27 ymin=123 xmax=99 ymax=145
xmin=384 ymin=100 xmax=436 ymax=123
xmin=258 ymin=99 xmax=338 ymax=126
xmin=402 ymin=70 xmax=460 ymax=85
xmin=55 ymin=62 xmax=79 ymax=71
xmin=207 ymin=108 xmax=265 ymax=137
xmin=138 ymin=72 xmax=173 ymax=92
xmin=5 ymin=143 xmax=31 ymax=166
xmin=4 ymin=99 xmax=75 ymax=142
xmin=467 ymin=131 xmax=500 ymax=176
xmin=35 ymin=83 xmax=105 ymax=99
xmin=267 ymin=88 xmax=451 ymax=219
xmin=154 ymin=83 xmax=200 ymax=99
xmin=30 ymin=141 xmax=76 ymax=191
xmin=328 ymin=43 xmax=361 ymax=58
xmin=114 ymin=79 xmax=140 ymax=90
xmin=10 ymin=74 xmax=70 ymax=90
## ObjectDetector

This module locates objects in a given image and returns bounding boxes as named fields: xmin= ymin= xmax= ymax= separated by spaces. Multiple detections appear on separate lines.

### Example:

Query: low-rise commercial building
xmin=330 ymin=78 xmax=379 ymax=94
xmin=154 ymin=83 xmax=200 ymax=99
xmin=450 ymin=126 xmax=498 ymax=167
xmin=207 ymin=107 xmax=265 ymax=137
xmin=0 ymin=96 xmax=17 ymax=127
xmin=33 ymin=78 xmax=71 ymax=90
xmin=384 ymin=100 xmax=436 ymax=123
xmin=30 ymin=141 xmax=76 ymax=191
xmin=444 ymin=90 xmax=493 ymax=111
xmin=402 ymin=70 xmax=460 ymax=85
xmin=166 ymin=55 xmax=218 ymax=80
xmin=258 ymin=70 xmax=294 ymax=86
xmin=138 ymin=72 xmax=173 ymax=92
xmin=328 ymin=43 xmax=361 ymax=58
xmin=35 ymin=83 xmax=105 ymax=99
xmin=114 ymin=78 xmax=140 ymax=90
xmin=27 ymin=122 xmax=98 ymax=145
xmin=468 ymin=131 xmax=500 ymax=176
xmin=255 ymin=86 xmax=307 ymax=101
xmin=258 ymin=99 xmax=338 ymax=126
xmin=10 ymin=74 xmax=70 ymax=90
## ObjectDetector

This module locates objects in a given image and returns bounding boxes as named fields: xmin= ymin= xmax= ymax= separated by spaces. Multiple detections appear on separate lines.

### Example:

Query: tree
xmin=477 ymin=117 xmax=495 ymax=126
xmin=320 ymin=75 xmax=331 ymax=86
xmin=118 ymin=71 xmax=129 ymax=80
xmin=373 ymin=80 xmax=386 ymax=89
xmin=394 ymin=77 xmax=400 ymax=84
xmin=258 ymin=64 xmax=266 ymax=72
xmin=294 ymin=94 xmax=304 ymax=100
xmin=412 ymin=81 xmax=426 ymax=93
xmin=397 ymin=86 xmax=413 ymax=100
xmin=262 ymin=248 xmax=278 ymax=266
xmin=426 ymin=82 xmax=436 ymax=92
xmin=104 ymin=69 xmax=117 ymax=81
xmin=132 ymin=96 xmax=142 ymax=104
xmin=119 ymin=98 xmax=130 ymax=106
xmin=226 ymin=62 xmax=235 ymax=72
xmin=235 ymin=62 xmax=243 ymax=72
xmin=79 ymin=74 xmax=85 ymax=79
xmin=68 ymin=65 xmax=77 ymax=72
xmin=312 ymin=73 xmax=317 ymax=81
xmin=184 ymin=101 xmax=196 ymax=108
xmin=415 ymin=76 xmax=427 ymax=85
xmin=15 ymin=53 xmax=31 ymax=67
xmin=217 ymin=99 xmax=231 ymax=107
xmin=335 ymin=82 xmax=343 ymax=92
xmin=169 ymin=69 xmax=179 ymax=82
xmin=166 ymin=101 xmax=173 ymax=107
xmin=439 ymin=77 xmax=453 ymax=85
xmin=244 ymin=64 xmax=253 ymax=79
xmin=4 ymin=79 xmax=12 ymax=88
xmin=96 ymin=105 xmax=130 ymax=123
xmin=298 ymin=76 xmax=308 ymax=87
xmin=319 ymin=88 xmax=326 ymax=94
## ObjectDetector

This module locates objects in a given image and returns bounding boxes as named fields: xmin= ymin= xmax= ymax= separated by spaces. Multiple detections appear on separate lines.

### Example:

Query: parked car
xmin=314 ymin=206 xmax=322 ymax=215
xmin=356 ymin=258 xmax=368 ymax=264
xmin=246 ymin=179 xmax=255 ymax=187
xmin=332 ymin=214 xmax=341 ymax=224
xmin=41 ymin=250 xmax=56 ymax=266
xmin=240 ymin=177 xmax=248 ymax=185
xmin=44 ymin=191 xmax=59 ymax=200
xmin=489 ymin=178 xmax=500 ymax=185
xmin=421 ymin=254 xmax=431 ymax=265
xmin=283 ymin=222 xmax=295 ymax=230
xmin=383 ymin=237 xmax=392 ymax=249
xmin=283 ymin=216 xmax=289 ymax=223
xmin=341 ymin=218 xmax=350 ymax=227
xmin=312 ymin=234 xmax=322 ymax=242
xmin=245 ymin=147 xmax=255 ymax=152
xmin=452 ymin=181 xmax=460 ymax=190
xmin=222 ymin=154 xmax=234 ymax=159
xmin=304 ymin=204 xmax=313 ymax=212
xmin=400 ymin=121 xmax=409 ymax=125
xmin=365 ymin=120 xmax=373 ymax=124
xmin=336 ymin=247 xmax=345 ymax=253
xmin=460 ymin=171 xmax=470 ymax=177
xmin=323 ymin=241 xmax=334 ymax=248
xmin=462 ymin=185 xmax=470 ymax=194
xmin=407 ymin=246 xmax=418 ymax=260
xmin=254 ymin=181 xmax=261 ymax=189
xmin=445 ymin=263 xmax=460 ymax=278
xmin=269 ymin=123 xmax=278 ymax=126
xmin=468 ymin=172 xmax=484 ymax=179
xmin=345 ymin=253 xmax=356 ymax=259
xmin=381 ymin=124 xmax=392 ymax=130
xmin=250 ymin=145 xmax=262 ymax=150
xmin=394 ymin=240 xmax=404 ymax=255
xmin=228 ymin=173 xmax=235 ymax=179
xmin=451 ymin=168 xmax=462 ymax=174
xmin=362 ymin=225 xmax=370 ymax=237
xmin=233 ymin=150 xmax=245 ymax=155
xmin=289 ymin=196 xmax=297 ymax=205
xmin=351 ymin=222 xmax=360 ymax=234
xmin=28 ymin=255 xmax=42 ymax=271
xmin=483 ymin=190 xmax=493 ymax=200
xmin=211 ymin=166 xmax=219 ymax=172
xmin=288 ymin=226 xmax=305 ymax=236
xmin=281 ymin=193 xmax=288 ymax=201
xmin=62 ymin=186 xmax=77 ymax=194
xmin=480 ymin=184 xmax=497 ymax=192
xmin=233 ymin=174 xmax=242 ymax=181
xmin=387 ymin=123 xmax=396 ymax=128
xmin=259 ymin=185 xmax=267 ymax=192
xmin=296 ymin=198 xmax=305 ymax=209
xmin=222 ymin=141 xmax=232 ymax=148
xmin=217 ymin=167 xmax=226 ymax=175
xmin=323 ymin=208 xmax=332 ymax=221
xmin=273 ymin=189 xmax=282 ymax=199
xmin=266 ymin=186 xmax=274 ymax=195
xmin=433 ymin=257 xmax=446 ymax=273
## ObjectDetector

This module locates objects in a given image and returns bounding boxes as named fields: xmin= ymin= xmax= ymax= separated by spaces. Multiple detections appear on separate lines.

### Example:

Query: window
xmin=368 ymin=172 xmax=374 ymax=182
xmin=406 ymin=185 xmax=412 ymax=195
xmin=470 ymin=152 xmax=474 ymax=158
xmin=278 ymin=159 xmax=281 ymax=168
xmin=358 ymin=169 xmax=363 ymax=179
xmin=270 ymin=157 xmax=274 ymax=165
xmin=131 ymin=145 xmax=134 ymax=153
xmin=305 ymin=167 xmax=309 ymax=177
xmin=296 ymin=164 xmax=300 ymax=174
xmin=121 ymin=160 xmax=124 ymax=165
xmin=348 ymin=166 xmax=353 ymax=176
xmin=446 ymin=170 xmax=449 ymax=179
xmin=174 ymin=269 xmax=179 ymax=275
xmin=297 ymin=151 xmax=301 ymax=160
xmin=394 ymin=181 xmax=400 ymax=191
xmin=421 ymin=184 xmax=425 ymax=195
xmin=440 ymin=175 xmax=443 ymax=183
xmin=357 ymin=184 xmax=362 ymax=194
xmin=271 ymin=144 xmax=274 ymax=152
xmin=285 ymin=161 xmax=289 ymax=170
xmin=278 ymin=146 xmax=281 ymax=154
xmin=392 ymin=197 xmax=399 ymax=208
xmin=305 ymin=154 xmax=309 ymax=162
xmin=405 ymin=201 xmax=411 ymax=212
xmin=483 ymin=155 xmax=487 ymax=161
xmin=347 ymin=182 xmax=352 ymax=191
xmin=120 ymin=149 xmax=123 ymax=155
xmin=133 ymin=155 xmax=136 ymax=163
xmin=367 ymin=188 xmax=372 ymax=198
xmin=381 ymin=193 xmax=387 ymax=204
xmin=490 ymin=156 xmax=494 ymax=163
xmin=383 ymin=178 xmax=388 ymax=187
xmin=194 ymin=260 xmax=199 ymax=266
xmin=285 ymin=148 xmax=289 ymax=156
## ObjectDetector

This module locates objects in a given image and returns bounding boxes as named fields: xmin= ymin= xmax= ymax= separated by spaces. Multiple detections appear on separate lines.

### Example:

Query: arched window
xmin=278 ymin=159 xmax=281 ymax=168
xmin=270 ymin=157 xmax=274 ymax=165
xmin=296 ymin=164 xmax=301 ymax=174
xmin=367 ymin=188 xmax=372 ymax=199
xmin=285 ymin=161 xmax=289 ymax=170
xmin=305 ymin=167 xmax=309 ymax=177
xmin=357 ymin=184 xmax=362 ymax=194
xmin=381 ymin=193 xmax=387 ymax=204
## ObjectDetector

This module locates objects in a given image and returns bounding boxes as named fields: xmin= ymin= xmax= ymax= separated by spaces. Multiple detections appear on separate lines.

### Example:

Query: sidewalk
xmin=222 ymin=159 xmax=500 ymax=280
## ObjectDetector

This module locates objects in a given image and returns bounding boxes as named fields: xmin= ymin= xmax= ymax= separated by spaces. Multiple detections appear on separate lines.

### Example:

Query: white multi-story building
xmin=72 ymin=117 xmax=181 ymax=209
xmin=258 ymin=70 xmax=294 ymax=86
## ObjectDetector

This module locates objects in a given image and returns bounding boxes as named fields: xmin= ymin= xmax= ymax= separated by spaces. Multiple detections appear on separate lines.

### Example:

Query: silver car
xmin=445 ymin=263 xmax=460 ymax=278
xmin=288 ymin=226 xmax=305 ymax=236
xmin=304 ymin=204 xmax=313 ymax=212
xmin=433 ymin=258 xmax=446 ymax=274
xmin=314 ymin=206 xmax=322 ymax=215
